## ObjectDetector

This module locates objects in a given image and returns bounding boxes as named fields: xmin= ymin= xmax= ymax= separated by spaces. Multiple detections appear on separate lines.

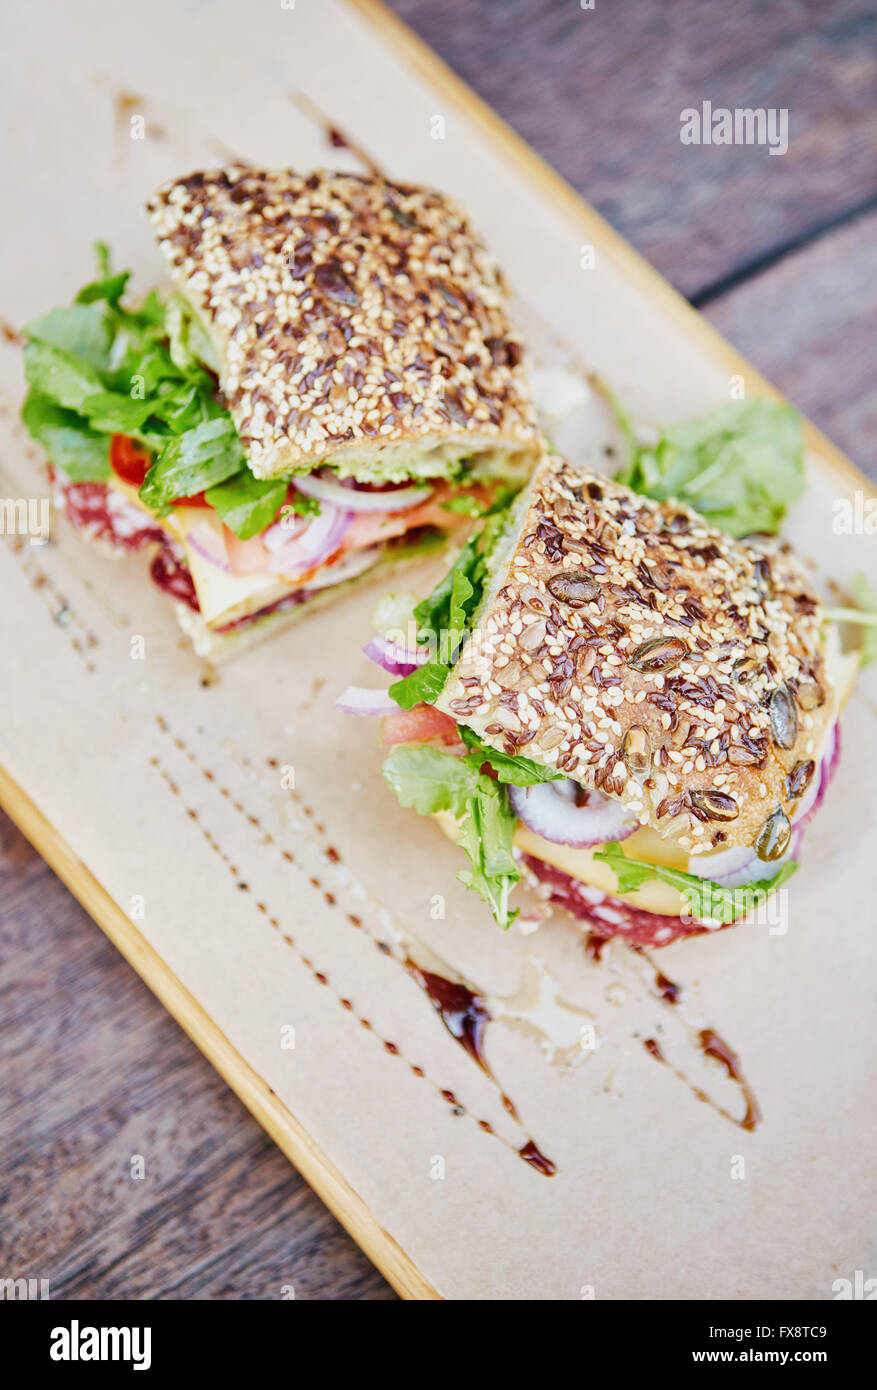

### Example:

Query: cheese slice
xmin=514 ymin=824 xmax=688 ymax=916
xmin=170 ymin=507 xmax=297 ymax=627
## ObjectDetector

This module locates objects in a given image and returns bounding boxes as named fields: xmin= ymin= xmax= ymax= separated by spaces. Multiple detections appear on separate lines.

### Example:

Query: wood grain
xmin=2 ymin=0 xmax=874 ymax=1302
xmin=0 ymin=810 xmax=397 ymax=1300
xmin=390 ymin=0 xmax=877 ymax=301
xmin=704 ymin=207 xmax=877 ymax=479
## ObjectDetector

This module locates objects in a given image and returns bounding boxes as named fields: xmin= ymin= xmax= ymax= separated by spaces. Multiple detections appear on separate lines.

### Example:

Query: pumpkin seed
xmin=640 ymin=561 xmax=671 ymax=591
xmin=628 ymin=635 xmax=688 ymax=673
xmin=769 ymin=685 xmax=798 ymax=749
xmin=546 ymin=571 xmax=600 ymax=607
xmin=785 ymin=760 xmax=815 ymax=800
xmin=690 ymin=790 xmax=739 ymax=822
xmin=755 ymin=807 xmax=792 ymax=861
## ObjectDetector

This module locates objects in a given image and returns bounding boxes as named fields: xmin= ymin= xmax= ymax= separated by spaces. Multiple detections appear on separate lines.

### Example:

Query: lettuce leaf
xmin=457 ymin=726 xmax=563 ymax=785
xmin=613 ymin=396 xmax=804 ymax=537
xmin=19 ymin=244 xmax=279 ymax=540
xmin=139 ymin=417 xmax=246 ymax=510
xmin=204 ymin=471 xmax=289 ymax=541
xmin=382 ymin=744 xmax=520 ymax=928
xmin=389 ymin=494 xmax=517 ymax=709
xmin=593 ymin=840 xmax=798 ymax=925
xmin=20 ymin=392 xmax=111 ymax=481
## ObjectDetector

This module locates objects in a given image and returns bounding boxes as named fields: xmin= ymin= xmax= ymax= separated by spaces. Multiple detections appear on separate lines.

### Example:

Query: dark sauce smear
xmin=518 ymin=1140 xmax=557 ymax=1176
xmin=699 ymin=1028 xmax=762 ymax=1132
xmin=405 ymin=961 xmax=490 ymax=1071
xmin=642 ymin=1026 xmax=761 ymax=1131
xmin=654 ymin=971 xmax=682 ymax=1005
xmin=404 ymin=958 xmax=555 ymax=1175
xmin=585 ymin=932 xmax=607 ymax=962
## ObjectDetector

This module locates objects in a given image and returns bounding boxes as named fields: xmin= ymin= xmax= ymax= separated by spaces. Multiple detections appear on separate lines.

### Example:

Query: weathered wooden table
xmin=2 ymin=0 xmax=874 ymax=1299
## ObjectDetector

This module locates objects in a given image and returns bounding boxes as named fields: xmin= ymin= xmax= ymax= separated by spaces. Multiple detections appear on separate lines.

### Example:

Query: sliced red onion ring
xmin=687 ymin=843 xmax=756 ymax=883
xmin=262 ymin=512 xmax=308 ymax=551
xmin=508 ymin=780 xmax=638 ymax=847
xmin=186 ymin=521 xmax=229 ymax=571
xmin=266 ymin=502 xmax=353 ymax=576
xmin=294 ymin=472 xmax=432 ymax=514
xmin=363 ymin=634 xmax=429 ymax=677
xmin=707 ymin=830 xmax=801 ymax=889
xmin=334 ymin=685 xmax=398 ymax=716
xmin=793 ymin=722 xmax=840 ymax=833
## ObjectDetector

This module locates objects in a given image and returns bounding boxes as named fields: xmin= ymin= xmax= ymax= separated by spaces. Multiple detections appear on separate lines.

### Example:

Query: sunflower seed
xmin=520 ymin=618 xmax=547 ymax=651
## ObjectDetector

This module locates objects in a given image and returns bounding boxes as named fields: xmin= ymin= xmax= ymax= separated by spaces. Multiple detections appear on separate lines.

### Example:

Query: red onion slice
xmin=707 ymin=830 xmax=801 ymax=889
xmin=294 ymin=472 xmax=432 ymax=514
xmin=687 ymin=843 xmax=756 ymax=883
xmin=262 ymin=513 xmax=308 ymax=551
xmin=793 ymin=722 xmax=841 ymax=833
xmin=186 ymin=521 xmax=230 ymax=572
xmin=334 ymin=685 xmax=398 ymax=716
xmin=508 ymin=780 xmax=638 ymax=847
xmin=265 ymin=502 xmax=353 ymax=576
xmin=363 ymin=634 xmax=429 ymax=676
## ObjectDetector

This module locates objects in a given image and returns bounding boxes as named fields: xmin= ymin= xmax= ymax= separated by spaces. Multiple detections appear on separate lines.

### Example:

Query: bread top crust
xmin=146 ymin=167 xmax=539 ymax=478
xmin=437 ymin=453 xmax=835 ymax=856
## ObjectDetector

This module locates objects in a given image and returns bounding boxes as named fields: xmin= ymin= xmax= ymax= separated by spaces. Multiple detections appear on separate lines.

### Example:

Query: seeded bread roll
xmin=146 ymin=167 xmax=539 ymax=484
xmin=436 ymin=451 xmax=836 ymax=857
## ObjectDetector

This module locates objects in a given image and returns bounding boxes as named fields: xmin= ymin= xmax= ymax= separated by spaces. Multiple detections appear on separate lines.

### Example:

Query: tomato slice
xmin=109 ymin=434 xmax=152 ymax=487
xmin=380 ymin=705 xmax=461 ymax=747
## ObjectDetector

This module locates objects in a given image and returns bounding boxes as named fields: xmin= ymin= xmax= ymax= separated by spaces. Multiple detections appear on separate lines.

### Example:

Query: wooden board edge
xmin=0 ymin=762 xmax=441 ymax=1302
xmin=348 ymin=0 xmax=877 ymax=503
xmin=7 ymin=1 xmax=872 ymax=1307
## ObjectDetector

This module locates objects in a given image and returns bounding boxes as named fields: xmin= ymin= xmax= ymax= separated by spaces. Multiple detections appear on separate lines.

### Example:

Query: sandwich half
xmin=21 ymin=168 xmax=538 ymax=661
xmin=365 ymin=448 xmax=858 ymax=946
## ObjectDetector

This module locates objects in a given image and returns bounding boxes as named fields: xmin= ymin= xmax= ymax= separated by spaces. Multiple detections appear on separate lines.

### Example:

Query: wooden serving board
xmin=1 ymin=0 xmax=875 ymax=1301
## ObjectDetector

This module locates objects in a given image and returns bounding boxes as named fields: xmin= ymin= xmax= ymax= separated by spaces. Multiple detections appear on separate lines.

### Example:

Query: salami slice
xmin=520 ymin=853 xmax=731 ymax=949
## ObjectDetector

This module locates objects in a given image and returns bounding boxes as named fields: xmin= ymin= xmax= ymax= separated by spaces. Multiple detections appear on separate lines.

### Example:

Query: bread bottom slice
xmin=172 ymin=557 xmax=399 ymax=664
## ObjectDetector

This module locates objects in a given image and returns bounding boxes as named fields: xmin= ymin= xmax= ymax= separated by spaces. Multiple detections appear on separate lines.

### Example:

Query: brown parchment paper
xmin=1 ymin=0 xmax=875 ymax=1300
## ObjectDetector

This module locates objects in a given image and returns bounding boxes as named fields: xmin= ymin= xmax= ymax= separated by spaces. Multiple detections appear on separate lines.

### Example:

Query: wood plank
xmin=0 ymin=777 xmax=428 ymax=1298
xmin=388 ymin=0 xmax=877 ymax=299
xmin=0 ymin=810 xmax=397 ymax=1300
xmin=704 ymin=207 xmax=877 ymax=481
